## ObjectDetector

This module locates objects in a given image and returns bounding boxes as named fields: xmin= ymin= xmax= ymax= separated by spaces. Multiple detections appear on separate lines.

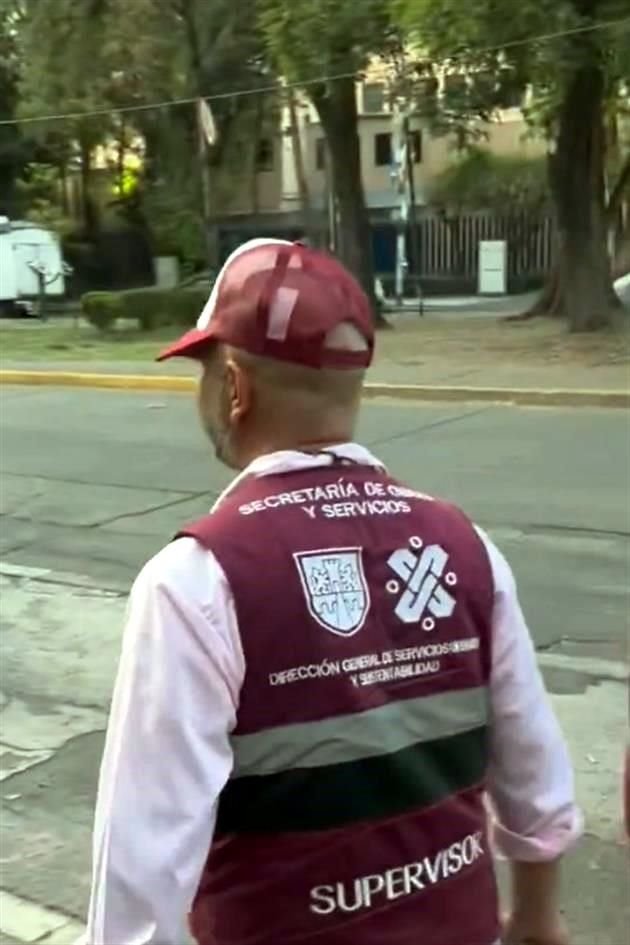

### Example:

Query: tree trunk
xmin=311 ymin=77 xmax=383 ymax=323
xmin=535 ymin=263 xmax=565 ymax=315
xmin=180 ymin=0 xmax=219 ymax=268
xmin=548 ymin=59 xmax=613 ymax=331
xmin=78 ymin=132 xmax=98 ymax=239
xmin=250 ymin=99 xmax=263 ymax=215
xmin=58 ymin=160 xmax=70 ymax=215
xmin=507 ymin=261 xmax=565 ymax=322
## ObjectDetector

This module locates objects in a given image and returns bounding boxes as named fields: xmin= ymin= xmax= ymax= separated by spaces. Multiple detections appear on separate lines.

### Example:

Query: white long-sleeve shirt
xmin=85 ymin=444 xmax=582 ymax=945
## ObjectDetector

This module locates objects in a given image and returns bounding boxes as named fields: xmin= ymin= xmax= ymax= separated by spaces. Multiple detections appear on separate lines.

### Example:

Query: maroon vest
xmin=180 ymin=459 xmax=499 ymax=945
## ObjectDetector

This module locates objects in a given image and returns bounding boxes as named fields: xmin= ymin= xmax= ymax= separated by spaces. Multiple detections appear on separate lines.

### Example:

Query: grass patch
xmin=0 ymin=321 xmax=182 ymax=362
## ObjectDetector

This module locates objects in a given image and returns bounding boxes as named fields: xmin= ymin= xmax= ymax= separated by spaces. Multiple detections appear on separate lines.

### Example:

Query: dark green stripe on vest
xmin=215 ymin=726 xmax=489 ymax=835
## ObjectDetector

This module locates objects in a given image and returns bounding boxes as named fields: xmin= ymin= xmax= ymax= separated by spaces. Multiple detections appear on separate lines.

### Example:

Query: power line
xmin=8 ymin=72 xmax=358 ymax=126
xmin=1 ymin=16 xmax=629 ymax=127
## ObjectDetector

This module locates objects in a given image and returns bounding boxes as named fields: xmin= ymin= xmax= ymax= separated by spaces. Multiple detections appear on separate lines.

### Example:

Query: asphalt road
xmin=0 ymin=386 xmax=629 ymax=944
xmin=1 ymin=386 xmax=628 ymax=656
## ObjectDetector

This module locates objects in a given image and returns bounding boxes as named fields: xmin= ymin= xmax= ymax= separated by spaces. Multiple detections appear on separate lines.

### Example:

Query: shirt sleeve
xmin=477 ymin=528 xmax=583 ymax=862
xmin=84 ymin=538 xmax=245 ymax=945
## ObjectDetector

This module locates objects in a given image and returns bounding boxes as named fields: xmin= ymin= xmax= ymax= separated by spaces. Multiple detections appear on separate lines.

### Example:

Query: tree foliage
xmin=3 ymin=0 xmax=276 ymax=263
xmin=397 ymin=0 xmax=630 ymax=329
xmin=15 ymin=163 xmax=73 ymax=234
xmin=429 ymin=148 xmax=550 ymax=215
xmin=10 ymin=0 xmax=118 ymax=235
xmin=259 ymin=0 xmax=394 ymax=78
xmin=5 ymin=0 xmax=626 ymax=317
xmin=106 ymin=0 xmax=274 ymax=264
xmin=0 ymin=0 xmax=40 ymax=213
xmin=397 ymin=0 xmax=629 ymax=129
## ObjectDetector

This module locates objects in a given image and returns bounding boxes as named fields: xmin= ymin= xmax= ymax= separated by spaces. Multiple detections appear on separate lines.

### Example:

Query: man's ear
xmin=224 ymin=357 xmax=253 ymax=423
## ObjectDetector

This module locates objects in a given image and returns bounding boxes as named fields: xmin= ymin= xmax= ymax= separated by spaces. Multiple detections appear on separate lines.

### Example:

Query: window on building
xmin=315 ymin=137 xmax=326 ymax=170
xmin=255 ymin=137 xmax=274 ymax=172
xmin=363 ymin=82 xmax=386 ymax=114
xmin=499 ymin=78 xmax=525 ymax=109
xmin=409 ymin=129 xmax=422 ymax=164
xmin=417 ymin=76 xmax=439 ymax=99
xmin=374 ymin=132 xmax=392 ymax=167
xmin=416 ymin=77 xmax=439 ymax=116
xmin=374 ymin=130 xmax=421 ymax=167
xmin=474 ymin=69 xmax=524 ymax=110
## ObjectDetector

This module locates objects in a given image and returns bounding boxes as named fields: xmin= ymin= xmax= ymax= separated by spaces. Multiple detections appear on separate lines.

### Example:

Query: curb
xmin=0 ymin=369 xmax=628 ymax=409
xmin=0 ymin=370 xmax=194 ymax=393
xmin=362 ymin=383 xmax=629 ymax=409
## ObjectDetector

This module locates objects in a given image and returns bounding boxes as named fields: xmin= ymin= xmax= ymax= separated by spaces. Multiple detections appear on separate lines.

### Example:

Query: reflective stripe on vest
xmin=217 ymin=686 xmax=489 ymax=834
xmin=232 ymin=685 xmax=488 ymax=777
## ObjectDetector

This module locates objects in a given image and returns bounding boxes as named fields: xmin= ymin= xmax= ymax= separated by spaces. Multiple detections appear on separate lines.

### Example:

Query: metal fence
xmin=412 ymin=210 xmax=554 ymax=282
xmin=220 ymin=208 xmax=555 ymax=294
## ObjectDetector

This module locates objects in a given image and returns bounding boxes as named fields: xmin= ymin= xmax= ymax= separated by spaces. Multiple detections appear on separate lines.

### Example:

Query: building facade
xmin=217 ymin=65 xmax=550 ymax=290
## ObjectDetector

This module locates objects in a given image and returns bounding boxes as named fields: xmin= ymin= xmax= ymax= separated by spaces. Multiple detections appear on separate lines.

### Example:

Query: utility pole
xmin=323 ymin=143 xmax=337 ymax=252
xmin=391 ymin=101 xmax=410 ymax=304
xmin=405 ymin=115 xmax=422 ymax=314
xmin=391 ymin=99 xmax=423 ymax=314
xmin=197 ymin=98 xmax=218 ymax=270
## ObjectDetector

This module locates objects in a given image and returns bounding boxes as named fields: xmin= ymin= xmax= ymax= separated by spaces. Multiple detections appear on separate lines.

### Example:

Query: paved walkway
xmin=0 ymin=892 xmax=84 ymax=944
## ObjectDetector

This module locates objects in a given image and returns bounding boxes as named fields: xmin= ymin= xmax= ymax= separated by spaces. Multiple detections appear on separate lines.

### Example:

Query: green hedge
xmin=81 ymin=292 xmax=123 ymax=332
xmin=118 ymin=288 xmax=174 ymax=332
xmin=169 ymin=288 xmax=209 ymax=327
xmin=81 ymin=286 xmax=209 ymax=332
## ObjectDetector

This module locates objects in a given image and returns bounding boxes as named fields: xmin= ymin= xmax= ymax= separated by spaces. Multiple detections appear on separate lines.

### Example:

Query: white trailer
xmin=0 ymin=217 xmax=67 ymax=315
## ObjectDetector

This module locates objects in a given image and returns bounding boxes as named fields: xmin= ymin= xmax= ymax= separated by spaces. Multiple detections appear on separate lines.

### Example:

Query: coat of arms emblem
xmin=294 ymin=547 xmax=370 ymax=636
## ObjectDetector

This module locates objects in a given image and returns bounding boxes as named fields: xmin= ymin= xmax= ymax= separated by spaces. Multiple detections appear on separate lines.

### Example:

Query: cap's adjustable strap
xmin=256 ymin=244 xmax=298 ymax=331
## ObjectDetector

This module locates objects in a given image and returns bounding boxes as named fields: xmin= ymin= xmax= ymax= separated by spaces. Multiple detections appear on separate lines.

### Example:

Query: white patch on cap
xmin=324 ymin=321 xmax=370 ymax=351
xmin=196 ymin=238 xmax=294 ymax=330
xmin=267 ymin=286 xmax=299 ymax=341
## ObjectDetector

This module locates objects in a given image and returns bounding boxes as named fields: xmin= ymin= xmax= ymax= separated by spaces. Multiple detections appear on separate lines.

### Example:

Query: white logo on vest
xmin=386 ymin=536 xmax=457 ymax=629
xmin=294 ymin=548 xmax=370 ymax=637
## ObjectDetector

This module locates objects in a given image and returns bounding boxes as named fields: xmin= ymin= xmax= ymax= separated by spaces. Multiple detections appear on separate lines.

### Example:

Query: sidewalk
xmin=0 ymin=892 xmax=84 ymax=945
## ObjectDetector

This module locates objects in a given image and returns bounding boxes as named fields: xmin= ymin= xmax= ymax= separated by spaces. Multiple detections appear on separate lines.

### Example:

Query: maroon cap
xmin=157 ymin=238 xmax=374 ymax=368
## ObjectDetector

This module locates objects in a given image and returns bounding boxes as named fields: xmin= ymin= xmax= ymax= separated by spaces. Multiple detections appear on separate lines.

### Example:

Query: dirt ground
xmin=375 ymin=315 xmax=630 ymax=370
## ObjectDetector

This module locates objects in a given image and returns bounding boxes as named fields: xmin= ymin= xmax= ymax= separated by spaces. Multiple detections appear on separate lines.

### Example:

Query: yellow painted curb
xmin=0 ymin=370 xmax=195 ymax=393
xmin=0 ymin=370 xmax=628 ymax=409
